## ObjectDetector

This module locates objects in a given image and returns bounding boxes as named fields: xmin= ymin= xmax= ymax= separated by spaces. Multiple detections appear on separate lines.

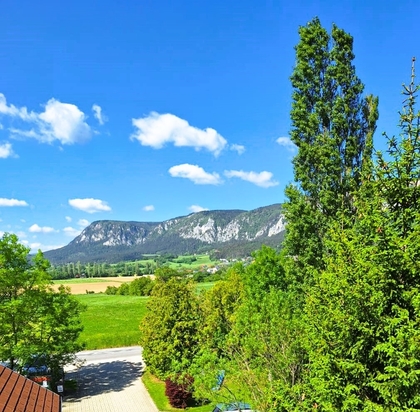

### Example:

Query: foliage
xmin=198 ymin=264 xmax=245 ymax=355
xmin=165 ymin=377 xmax=194 ymax=409
xmin=283 ymin=17 xmax=378 ymax=281
xmin=0 ymin=233 xmax=85 ymax=378
xmin=140 ymin=277 xmax=200 ymax=380
xmin=226 ymin=248 xmax=306 ymax=411
xmin=303 ymin=59 xmax=420 ymax=411
xmin=191 ymin=248 xmax=306 ymax=411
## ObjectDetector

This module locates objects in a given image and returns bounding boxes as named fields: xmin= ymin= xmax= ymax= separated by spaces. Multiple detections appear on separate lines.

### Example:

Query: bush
xmin=117 ymin=283 xmax=130 ymax=295
xmin=129 ymin=277 xmax=154 ymax=296
xmin=104 ymin=286 xmax=118 ymax=295
xmin=164 ymin=378 xmax=193 ymax=409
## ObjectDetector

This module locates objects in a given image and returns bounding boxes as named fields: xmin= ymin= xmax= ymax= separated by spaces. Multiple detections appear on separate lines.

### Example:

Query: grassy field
xmin=76 ymin=294 xmax=148 ymax=350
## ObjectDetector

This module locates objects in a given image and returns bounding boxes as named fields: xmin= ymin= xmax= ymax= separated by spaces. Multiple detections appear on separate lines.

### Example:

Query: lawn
xmin=75 ymin=294 xmax=148 ymax=350
xmin=142 ymin=370 xmax=211 ymax=412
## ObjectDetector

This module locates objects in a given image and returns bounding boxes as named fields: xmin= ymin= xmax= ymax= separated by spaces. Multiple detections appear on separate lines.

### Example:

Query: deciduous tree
xmin=140 ymin=277 xmax=200 ymax=380
xmin=0 ymin=233 xmax=85 ymax=379
xmin=283 ymin=17 xmax=378 ymax=281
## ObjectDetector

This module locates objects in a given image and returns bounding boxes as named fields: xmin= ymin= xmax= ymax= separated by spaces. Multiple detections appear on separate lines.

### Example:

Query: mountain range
xmin=44 ymin=204 xmax=286 ymax=264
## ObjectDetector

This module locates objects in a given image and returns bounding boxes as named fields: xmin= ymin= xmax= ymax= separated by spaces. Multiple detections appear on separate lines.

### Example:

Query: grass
xmin=75 ymin=294 xmax=148 ymax=350
xmin=142 ymin=370 xmax=210 ymax=412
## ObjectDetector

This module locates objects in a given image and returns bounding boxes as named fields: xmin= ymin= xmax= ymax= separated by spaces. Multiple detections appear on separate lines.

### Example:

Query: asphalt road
xmin=62 ymin=346 xmax=158 ymax=412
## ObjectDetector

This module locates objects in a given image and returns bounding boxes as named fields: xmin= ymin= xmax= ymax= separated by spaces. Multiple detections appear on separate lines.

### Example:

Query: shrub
xmin=117 ymin=283 xmax=130 ymax=295
xmin=104 ymin=286 xmax=118 ymax=295
xmin=129 ymin=277 xmax=154 ymax=296
xmin=164 ymin=378 xmax=193 ymax=409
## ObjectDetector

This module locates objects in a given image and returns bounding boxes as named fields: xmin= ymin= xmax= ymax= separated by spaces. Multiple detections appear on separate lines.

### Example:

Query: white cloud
xmin=78 ymin=218 xmax=89 ymax=227
xmin=230 ymin=144 xmax=245 ymax=155
xmin=224 ymin=170 xmax=279 ymax=188
xmin=0 ymin=93 xmax=36 ymax=121
xmin=64 ymin=226 xmax=81 ymax=237
xmin=0 ymin=198 xmax=28 ymax=207
xmin=29 ymin=224 xmax=57 ymax=233
xmin=69 ymin=198 xmax=112 ymax=213
xmin=143 ymin=205 xmax=155 ymax=212
xmin=65 ymin=216 xmax=72 ymax=222
xmin=188 ymin=205 xmax=209 ymax=213
xmin=92 ymin=104 xmax=107 ymax=125
xmin=35 ymin=99 xmax=92 ymax=144
xmin=276 ymin=137 xmax=297 ymax=152
xmin=0 ymin=142 xmax=15 ymax=158
xmin=0 ymin=93 xmax=93 ymax=145
xmin=26 ymin=241 xmax=64 ymax=252
xmin=16 ymin=231 xmax=27 ymax=239
xmin=131 ymin=112 xmax=227 ymax=156
xmin=169 ymin=164 xmax=222 ymax=185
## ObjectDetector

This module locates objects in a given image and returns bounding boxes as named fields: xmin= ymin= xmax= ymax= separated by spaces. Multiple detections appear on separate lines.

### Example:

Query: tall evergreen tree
xmin=283 ymin=17 xmax=378 ymax=278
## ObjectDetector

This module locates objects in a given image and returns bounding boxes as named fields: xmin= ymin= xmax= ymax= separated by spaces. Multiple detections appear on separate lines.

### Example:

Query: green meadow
xmin=76 ymin=294 xmax=148 ymax=350
xmin=75 ymin=281 xmax=215 ymax=350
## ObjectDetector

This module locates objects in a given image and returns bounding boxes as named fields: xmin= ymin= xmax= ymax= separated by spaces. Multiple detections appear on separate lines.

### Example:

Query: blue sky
xmin=0 ymin=0 xmax=419 ymax=252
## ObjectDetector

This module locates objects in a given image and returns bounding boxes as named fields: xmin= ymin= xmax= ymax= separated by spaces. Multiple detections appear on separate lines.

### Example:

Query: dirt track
xmin=53 ymin=277 xmax=136 ymax=294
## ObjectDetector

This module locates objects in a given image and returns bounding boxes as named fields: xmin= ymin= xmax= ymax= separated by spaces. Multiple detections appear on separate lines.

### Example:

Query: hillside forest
xmin=139 ymin=18 xmax=420 ymax=411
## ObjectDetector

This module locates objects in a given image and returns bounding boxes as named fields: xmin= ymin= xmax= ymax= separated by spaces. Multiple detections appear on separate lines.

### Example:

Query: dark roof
xmin=0 ymin=365 xmax=61 ymax=412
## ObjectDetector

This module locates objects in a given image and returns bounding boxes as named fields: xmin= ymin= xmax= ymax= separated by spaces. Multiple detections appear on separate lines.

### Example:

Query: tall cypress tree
xmin=283 ymin=17 xmax=378 ymax=278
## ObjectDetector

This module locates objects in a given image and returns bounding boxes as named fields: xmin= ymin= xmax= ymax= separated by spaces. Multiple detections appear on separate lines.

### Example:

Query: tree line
xmin=140 ymin=18 xmax=420 ymax=411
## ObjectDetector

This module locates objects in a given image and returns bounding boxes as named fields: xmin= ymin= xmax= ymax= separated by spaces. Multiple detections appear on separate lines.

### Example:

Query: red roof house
xmin=0 ymin=365 xmax=61 ymax=412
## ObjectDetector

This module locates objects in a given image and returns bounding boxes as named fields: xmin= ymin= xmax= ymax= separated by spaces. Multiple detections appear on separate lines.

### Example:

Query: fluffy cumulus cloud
xmin=0 ymin=93 xmax=93 ymax=145
xmin=65 ymin=216 xmax=72 ymax=222
xmin=276 ymin=136 xmax=297 ymax=152
xmin=131 ymin=112 xmax=227 ymax=156
xmin=68 ymin=198 xmax=112 ymax=213
xmin=143 ymin=205 xmax=155 ymax=212
xmin=169 ymin=164 xmax=222 ymax=185
xmin=188 ymin=204 xmax=209 ymax=213
xmin=230 ymin=144 xmax=245 ymax=155
xmin=0 ymin=198 xmax=28 ymax=207
xmin=63 ymin=227 xmax=81 ymax=237
xmin=92 ymin=104 xmax=107 ymax=125
xmin=224 ymin=170 xmax=279 ymax=188
xmin=29 ymin=224 xmax=57 ymax=233
xmin=0 ymin=142 xmax=15 ymax=158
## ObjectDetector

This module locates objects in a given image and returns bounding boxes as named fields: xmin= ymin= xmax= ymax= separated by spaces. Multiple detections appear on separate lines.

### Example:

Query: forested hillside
xmin=44 ymin=204 xmax=285 ymax=264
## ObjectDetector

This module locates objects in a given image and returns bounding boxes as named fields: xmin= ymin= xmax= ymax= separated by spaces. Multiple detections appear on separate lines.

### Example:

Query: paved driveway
xmin=62 ymin=347 xmax=158 ymax=412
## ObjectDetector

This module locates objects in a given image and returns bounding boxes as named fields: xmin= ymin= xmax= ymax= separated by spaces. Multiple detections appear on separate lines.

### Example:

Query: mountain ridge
xmin=44 ymin=204 xmax=285 ymax=264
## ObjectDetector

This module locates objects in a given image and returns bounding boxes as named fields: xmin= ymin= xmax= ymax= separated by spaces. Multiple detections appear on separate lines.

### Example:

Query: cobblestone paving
xmin=62 ymin=353 xmax=158 ymax=412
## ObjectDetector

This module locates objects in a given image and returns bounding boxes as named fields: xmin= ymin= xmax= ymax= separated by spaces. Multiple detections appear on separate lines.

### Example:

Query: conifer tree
xmin=305 ymin=58 xmax=420 ymax=410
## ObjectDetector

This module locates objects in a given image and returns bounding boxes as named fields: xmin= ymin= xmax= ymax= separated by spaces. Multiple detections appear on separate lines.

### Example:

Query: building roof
xmin=0 ymin=365 xmax=61 ymax=412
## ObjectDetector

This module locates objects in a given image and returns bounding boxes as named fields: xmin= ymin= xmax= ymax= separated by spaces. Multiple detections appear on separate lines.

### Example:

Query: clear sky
xmin=0 ymin=0 xmax=419 ymax=252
